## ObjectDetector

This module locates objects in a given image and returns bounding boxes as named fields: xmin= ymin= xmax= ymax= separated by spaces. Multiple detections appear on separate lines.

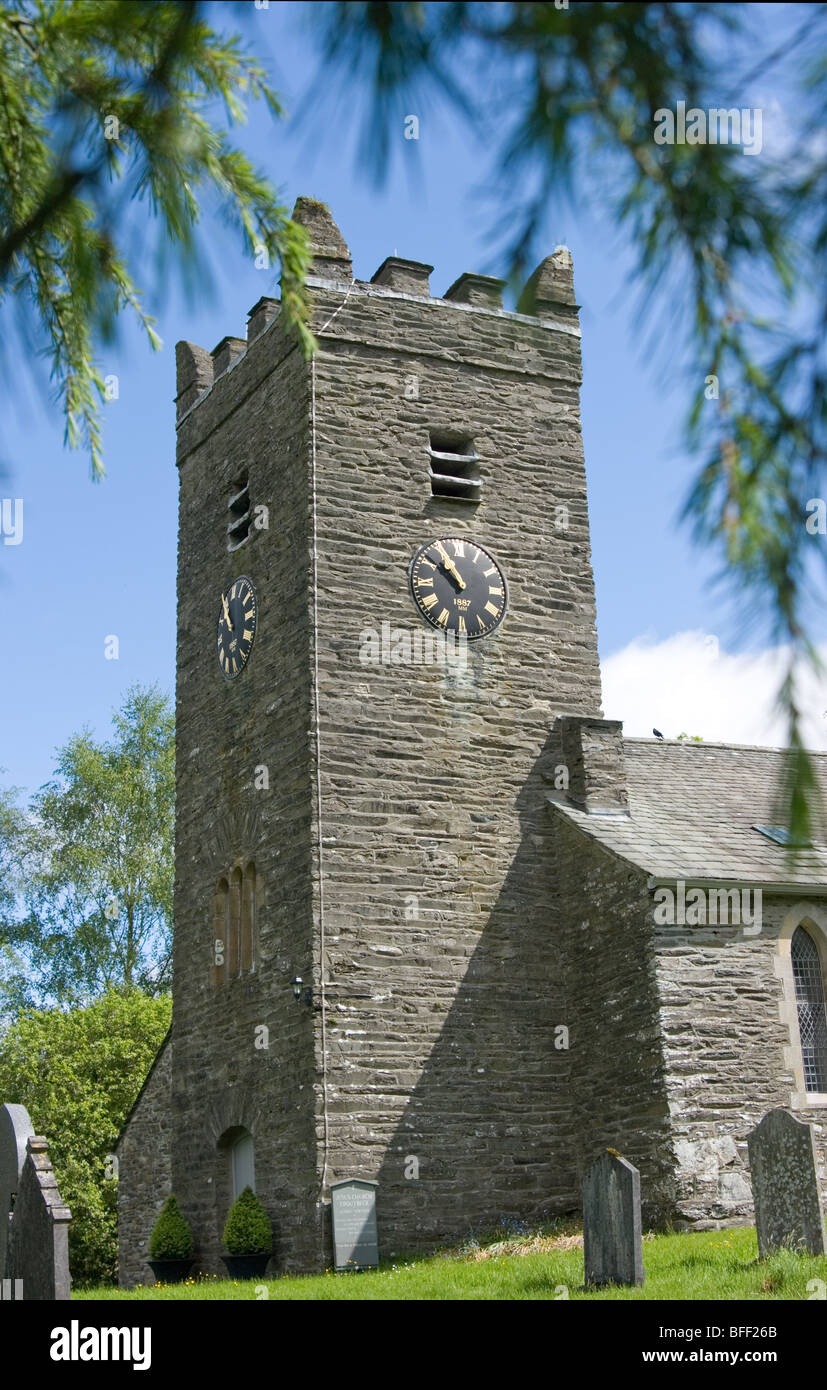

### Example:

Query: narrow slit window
xmin=227 ymin=472 xmax=251 ymax=550
xmin=241 ymin=862 xmax=256 ymax=974
xmin=792 ymin=925 xmax=827 ymax=1092
xmin=428 ymin=431 xmax=481 ymax=502
xmin=212 ymin=878 xmax=228 ymax=991
xmin=227 ymin=867 xmax=242 ymax=980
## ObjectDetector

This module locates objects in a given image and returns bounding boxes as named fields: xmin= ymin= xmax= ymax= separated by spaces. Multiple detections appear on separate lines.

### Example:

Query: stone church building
xmin=117 ymin=198 xmax=827 ymax=1284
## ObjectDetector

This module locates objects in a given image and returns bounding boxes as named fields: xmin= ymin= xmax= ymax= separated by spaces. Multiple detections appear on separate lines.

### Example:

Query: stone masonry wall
xmin=167 ymin=316 xmax=322 ymax=1275
xmin=308 ymin=272 xmax=604 ymax=1254
xmin=117 ymin=1034 xmax=173 ymax=1287
xmin=551 ymin=812 xmax=677 ymax=1226
xmin=654 ymin=891 xmax=827 ymax=1227
xmin=6 ymin=1136 xmax=71 ymax=1300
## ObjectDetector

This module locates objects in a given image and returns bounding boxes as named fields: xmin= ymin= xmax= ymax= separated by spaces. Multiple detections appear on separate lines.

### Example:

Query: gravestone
xmin=0 ymin=1103 xmax=71 ymax=1299
xmin=0 ymin=1102 xmax=34 ymax=1280
xmin=330 ymin=1179 xmax=379 ymax=1271
xmin=582 ymin=1150 xmax=644 ymax=1286
xmin=747 ymin=1109 xmax=827 ymax=1258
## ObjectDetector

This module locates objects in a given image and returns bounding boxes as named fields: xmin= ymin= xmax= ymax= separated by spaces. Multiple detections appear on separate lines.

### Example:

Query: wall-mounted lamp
xmin=291 ymin=976 xmax=314 ymax=1006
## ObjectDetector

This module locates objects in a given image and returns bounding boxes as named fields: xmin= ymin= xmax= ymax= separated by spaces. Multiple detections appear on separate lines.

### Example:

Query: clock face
xmin=409 ymin=537 xmax=508 ymax=640
xmin=216 ymin=576 xmax=257 ymax=678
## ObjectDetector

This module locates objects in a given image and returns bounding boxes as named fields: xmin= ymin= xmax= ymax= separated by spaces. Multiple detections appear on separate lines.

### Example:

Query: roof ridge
xmin=623 ymin=737 xmax=827 ymax=757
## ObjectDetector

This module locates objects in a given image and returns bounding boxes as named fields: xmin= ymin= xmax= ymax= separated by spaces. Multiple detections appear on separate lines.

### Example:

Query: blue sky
xmin=1 ymin=1 xmax=823 ymax=797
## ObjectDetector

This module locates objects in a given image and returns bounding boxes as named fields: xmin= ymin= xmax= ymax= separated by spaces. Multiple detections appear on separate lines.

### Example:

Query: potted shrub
xmin=147 ymin=1194 xmax=195 ymax=1283
xmin=221 ymin=1187 xmax=272 ymax=1279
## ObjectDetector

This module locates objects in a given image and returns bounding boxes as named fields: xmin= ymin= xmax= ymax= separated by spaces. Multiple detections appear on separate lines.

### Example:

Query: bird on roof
xmin=653 ymin=728 xmax=664 ymax=740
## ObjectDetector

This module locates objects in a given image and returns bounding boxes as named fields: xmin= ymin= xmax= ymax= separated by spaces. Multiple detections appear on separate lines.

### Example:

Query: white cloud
xmin=601 ymin=630 xmax=827 ymax=750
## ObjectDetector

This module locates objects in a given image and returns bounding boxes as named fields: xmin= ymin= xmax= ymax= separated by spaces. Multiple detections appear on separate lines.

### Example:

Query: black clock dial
xmin=216 ymin=576 xmax=257 ymax=678
xmin=409 ymin=537 xmax=508 ymax=640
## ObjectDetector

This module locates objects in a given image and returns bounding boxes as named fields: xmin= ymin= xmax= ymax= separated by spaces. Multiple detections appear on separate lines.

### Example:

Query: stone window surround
xmin=775 ymin=901 xmax=827 ymax=1108
xmin=212 ymin=859 xmax=258 ymax=985
xmin=216 ymin=1124 xmax=257 ymax=1238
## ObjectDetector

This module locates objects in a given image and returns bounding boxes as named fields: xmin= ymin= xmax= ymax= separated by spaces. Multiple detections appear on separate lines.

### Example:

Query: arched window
xmin=791 ymin=925 xmax=827 ymax=1092
xmin=241 ymin=862 xmax=256 ymax=973
xmin=228 ymin=867 xmax=242 ymax=980
xmin=231 ymin=1130 xmax=255 ymax=1199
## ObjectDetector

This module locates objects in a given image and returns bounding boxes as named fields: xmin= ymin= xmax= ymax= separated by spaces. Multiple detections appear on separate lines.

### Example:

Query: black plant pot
xmin=221 ymin=1253 xmax=271 ymax=1280
xmin=148 ymin=1258 xmax=193 ymax=1284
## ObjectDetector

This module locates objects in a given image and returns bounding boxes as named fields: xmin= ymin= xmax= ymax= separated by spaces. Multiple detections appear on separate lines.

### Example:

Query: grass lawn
xmin=75 ymin=1222 xmax=827 ymax=1300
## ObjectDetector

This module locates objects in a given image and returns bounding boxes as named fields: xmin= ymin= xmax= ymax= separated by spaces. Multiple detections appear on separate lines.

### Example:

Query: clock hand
xmin=434 ymin=543 xmax=467 ymax=590
xmin=442 ymin=558 xmax=467 ymax=590
xmin=221 ymin=593 xmax=234 ymax=632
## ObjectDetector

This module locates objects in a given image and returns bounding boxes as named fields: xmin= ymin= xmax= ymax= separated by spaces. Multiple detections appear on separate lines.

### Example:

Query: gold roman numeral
xmin=451 ymin=539 xmax=465 ymax=557
xmin=484 ymin=600 xmax=500 ymax=617
xmin=483 ymin=565 xmax=496 ymax=577
xmin=436 ymin=608 xmax=449 ymax=627
xmin=458 ymin=616 xmax=466 ymax=632
xmin=417 ymin=577 xmax=434 ymax=587
xmin=489 ymin=586 xmax=504 ymax=596
xmin=242 ymin=630 xmax=253 ymax=642
xmin=421 ymin=593 xmax=439 ymax=610
xmin=477 ymin=615 xmax=486 ymax=630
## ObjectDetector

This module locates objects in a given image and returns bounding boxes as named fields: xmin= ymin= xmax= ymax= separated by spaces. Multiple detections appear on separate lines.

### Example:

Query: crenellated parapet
xmin=175 ymin=195 xmax=580 ymax=426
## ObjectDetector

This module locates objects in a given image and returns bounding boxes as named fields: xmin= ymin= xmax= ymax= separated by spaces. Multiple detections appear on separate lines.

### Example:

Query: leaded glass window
xmin=792 ymin=926 xmax=827 ymax=1092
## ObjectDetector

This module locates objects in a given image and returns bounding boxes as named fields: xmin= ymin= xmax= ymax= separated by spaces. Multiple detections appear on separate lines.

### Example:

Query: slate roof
xmin=548 ymin=738 xmax=827 ymax=890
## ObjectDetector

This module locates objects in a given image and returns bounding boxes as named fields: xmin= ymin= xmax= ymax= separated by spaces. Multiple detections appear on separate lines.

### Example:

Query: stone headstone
xmin=330 ymin=1179 xmax=379 ymax=1271
xmin=1 ymin=1104 xmax=71 ymax=1300
xmin=582 ymin=1150 xmax=644 ymax=1285
xmin=0 ymin=1102 xmax=34 ymax=1279
xmin=747 ymin=1109 xmax=827 ymax=1258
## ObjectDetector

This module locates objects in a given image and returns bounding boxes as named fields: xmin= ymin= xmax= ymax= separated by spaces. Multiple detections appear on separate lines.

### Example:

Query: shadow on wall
xmin=368 ymin=718 xmax=678 ymax=1255
xmin=368 ymin=724 xmax=575 ymax=1253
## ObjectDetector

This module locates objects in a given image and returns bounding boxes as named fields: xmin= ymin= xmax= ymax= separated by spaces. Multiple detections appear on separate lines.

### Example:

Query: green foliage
xmin=149 ymin=1195 xmax=194 ymax=1262
xmin=2 ymin=683 xmax=174 ymax=1005
xmin=0 ymin=0 xmax=313 ymax=479
xmin=0 ymin=988 xmax=171 ymax=1286
xmin=222 ymin=1186 xmax=272 ymax=1255
xmin=311 ymin=1 xmax=827 ymax=844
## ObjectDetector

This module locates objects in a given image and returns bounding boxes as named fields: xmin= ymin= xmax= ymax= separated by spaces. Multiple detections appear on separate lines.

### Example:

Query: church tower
xmin=119 ymin=198 xmax=604 ymax=1278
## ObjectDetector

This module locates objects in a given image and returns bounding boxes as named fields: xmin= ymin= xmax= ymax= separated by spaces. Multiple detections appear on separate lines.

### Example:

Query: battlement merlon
xmin=174 ymin=196 xmax=583 ymax=443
